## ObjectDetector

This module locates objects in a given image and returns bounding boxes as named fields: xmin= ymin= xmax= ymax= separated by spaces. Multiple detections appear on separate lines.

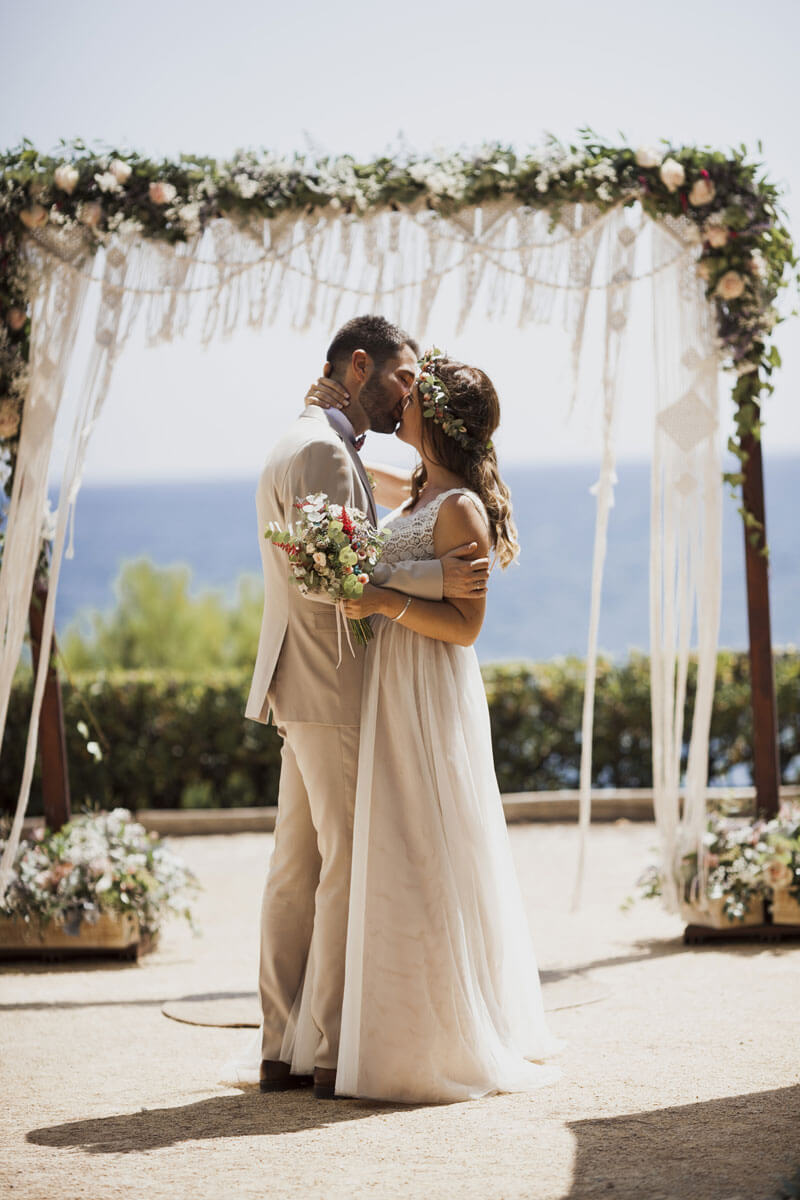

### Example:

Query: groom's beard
xmin=359 ymin=374 xmax=404 ymax=434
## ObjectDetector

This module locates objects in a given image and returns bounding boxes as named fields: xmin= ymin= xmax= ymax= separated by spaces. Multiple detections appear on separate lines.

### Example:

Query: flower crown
xmin=416 ymin=348 xmax=493 ymax=453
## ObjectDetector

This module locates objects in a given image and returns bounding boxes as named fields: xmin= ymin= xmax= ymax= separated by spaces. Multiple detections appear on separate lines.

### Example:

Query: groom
xmin=246 ymin=315 xmax=488 ymax=1099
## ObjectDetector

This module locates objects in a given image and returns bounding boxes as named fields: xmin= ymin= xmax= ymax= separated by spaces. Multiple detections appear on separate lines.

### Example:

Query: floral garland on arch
xmin=0 ymin=130 xmax=796 ymax=546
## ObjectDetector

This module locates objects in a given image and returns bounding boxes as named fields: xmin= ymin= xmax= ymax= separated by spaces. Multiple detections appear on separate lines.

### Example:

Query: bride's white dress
xmin=333 ymin=488 xmax=562 ymax=1102
xmin=221 ymin=487 xmax=562 ymax=1102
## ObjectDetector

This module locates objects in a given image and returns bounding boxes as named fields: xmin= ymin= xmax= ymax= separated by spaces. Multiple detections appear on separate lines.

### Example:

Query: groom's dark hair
xmin=327 ymin=315 xmax=418 ymax=373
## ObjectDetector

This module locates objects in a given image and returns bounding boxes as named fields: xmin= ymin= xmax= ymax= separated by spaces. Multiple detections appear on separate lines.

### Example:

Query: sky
xmin=2 ymin=0 xmax=799 ymax=481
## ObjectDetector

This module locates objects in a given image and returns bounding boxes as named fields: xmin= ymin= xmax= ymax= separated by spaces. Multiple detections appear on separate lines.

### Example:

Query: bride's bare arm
xmin=341 ymin=495 xmax=491 ymax=646
xmin=361 ymin=462 xmax=412 ymax=510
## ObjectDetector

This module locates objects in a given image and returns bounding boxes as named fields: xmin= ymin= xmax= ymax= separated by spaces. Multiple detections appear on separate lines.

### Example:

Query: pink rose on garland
xmin=764 ymin=860 xmax=793 ymax=890
xmin=7 ymin=307 xmax=26 ymax=331
xmin=689 ymin=175 xmax=716 ymax=206
xmin=19 ymin=204 xmax=48 ymax=230
xmin=149 ymin=181 xmax=177 ymax=205
xmin=715 ymin=270 xmax=746 ymax=300
xmin=704 ymin=219 xmax=728 ymax=249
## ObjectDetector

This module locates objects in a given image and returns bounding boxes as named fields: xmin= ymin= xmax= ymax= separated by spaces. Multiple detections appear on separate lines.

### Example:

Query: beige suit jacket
xmin=245 ymin=406 xmax=443 ymax=726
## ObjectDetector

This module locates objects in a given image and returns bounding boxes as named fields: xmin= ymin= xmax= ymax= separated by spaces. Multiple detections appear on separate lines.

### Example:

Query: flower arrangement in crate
xmin=0 ymin=807 xmax=198 ymax=954
xmin=639 ymin=801 xmax=800 ymax=927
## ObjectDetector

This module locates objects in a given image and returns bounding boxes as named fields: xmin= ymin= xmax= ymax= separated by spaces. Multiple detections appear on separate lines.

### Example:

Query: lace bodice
xmin=379 ymin=488 xmax=484 ymax=565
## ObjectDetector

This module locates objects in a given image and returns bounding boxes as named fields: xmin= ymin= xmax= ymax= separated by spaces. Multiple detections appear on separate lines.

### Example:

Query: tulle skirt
xmin=333 ymin=617 xmax=562 ymax=1103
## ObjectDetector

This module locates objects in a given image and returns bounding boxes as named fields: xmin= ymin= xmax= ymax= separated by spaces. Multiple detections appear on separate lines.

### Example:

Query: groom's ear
xmin=323 ymin=361 xmax=332 ymax=378
xmin=350 ymin=349 xmax=369 ymax=382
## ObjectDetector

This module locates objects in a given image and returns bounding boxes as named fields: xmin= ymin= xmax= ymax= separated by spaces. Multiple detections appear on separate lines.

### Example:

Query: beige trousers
xmin=258 ymin=721 xmax=360 ymax=1070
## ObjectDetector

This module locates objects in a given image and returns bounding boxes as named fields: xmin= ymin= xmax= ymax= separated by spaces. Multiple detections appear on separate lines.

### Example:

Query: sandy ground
xmin=1 ymin=822 xmax=798 ymax=1200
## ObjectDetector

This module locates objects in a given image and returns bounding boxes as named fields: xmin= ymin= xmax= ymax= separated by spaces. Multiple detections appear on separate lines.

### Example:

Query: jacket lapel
xmin=341 ymin=437 xmax=377 ymax=525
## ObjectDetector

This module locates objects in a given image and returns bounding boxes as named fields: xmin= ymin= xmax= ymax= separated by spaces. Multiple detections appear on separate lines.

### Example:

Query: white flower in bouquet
xmin=54 ymin=164 xmax=79 ymax=194
xmin=109 ymin=158 xmax=132 ymax=185
xmin=635 ymin=146 xmax=663 ymax=168
xmin=94 ymin=171 xmax=122 ymax=194
xmin=659 ymin=158 xmax=685 ymax=193
xmin=149 ymin=180 xmax=177 ymax=205
xmin=715 ymin=270 xmax=746 ymax=300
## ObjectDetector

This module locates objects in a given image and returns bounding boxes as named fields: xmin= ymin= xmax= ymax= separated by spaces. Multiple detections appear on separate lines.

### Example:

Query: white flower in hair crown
xmin=417 ymin=348 xmax=492 ymax=453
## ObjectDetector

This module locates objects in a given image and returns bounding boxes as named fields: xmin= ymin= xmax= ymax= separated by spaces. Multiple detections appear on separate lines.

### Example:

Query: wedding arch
xmin=0 ymin=133 xmax=795 ymax=907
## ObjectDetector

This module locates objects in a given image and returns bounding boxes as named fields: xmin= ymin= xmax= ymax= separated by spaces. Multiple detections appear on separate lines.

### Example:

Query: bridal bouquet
xmin=265 ymin=492 xmax=390 ymax=647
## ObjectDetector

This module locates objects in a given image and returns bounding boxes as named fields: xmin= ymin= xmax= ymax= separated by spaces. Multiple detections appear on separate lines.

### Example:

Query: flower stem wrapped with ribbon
xmin=266 ymin=492 xmax=391 ymax=658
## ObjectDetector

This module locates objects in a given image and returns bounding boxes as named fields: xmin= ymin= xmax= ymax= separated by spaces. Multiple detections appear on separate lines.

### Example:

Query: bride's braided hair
xmin=410 ymin=355 xmax=520 ymax=568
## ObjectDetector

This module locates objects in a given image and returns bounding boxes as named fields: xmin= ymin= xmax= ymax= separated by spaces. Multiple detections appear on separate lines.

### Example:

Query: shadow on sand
xmin=565 ymin=1082 xmax=800 ymax=1200
xmin=27 ymin=1088 xmax=422 ymax=1152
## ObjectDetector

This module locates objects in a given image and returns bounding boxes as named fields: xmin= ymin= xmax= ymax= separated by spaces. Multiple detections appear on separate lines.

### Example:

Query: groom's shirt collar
xmin=324 ymin=406 xmax=366 ymax=451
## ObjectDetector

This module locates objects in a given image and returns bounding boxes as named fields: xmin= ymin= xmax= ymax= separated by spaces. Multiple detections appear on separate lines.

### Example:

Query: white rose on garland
xmin=748 ymin=249 xmax=768 ymax=278
xmin=109 ymin=158 xmax=132 ymax=185
xmin=149 ymin=180 xmax=177 ymax=205
xmin=54 ymin=164 xmax=79 ymax=194
xmin=635 ymin=146 xmax=662 ymax=168
xmin=659 ymin=157 xmax=685 ymax=193
xmin=94 ymin=171 xmax=121 ymax=194
xmin=19 ymin=204 xmax=49 ymax=230
xmin=715 ymin=269 xmax=746 ymax=300
xmin=689 ymin=175 xmax=716 ymax=206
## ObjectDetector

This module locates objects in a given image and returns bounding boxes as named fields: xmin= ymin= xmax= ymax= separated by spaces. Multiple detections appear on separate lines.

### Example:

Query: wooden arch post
xmin=741 ymin=405 xmax=781 ymax=820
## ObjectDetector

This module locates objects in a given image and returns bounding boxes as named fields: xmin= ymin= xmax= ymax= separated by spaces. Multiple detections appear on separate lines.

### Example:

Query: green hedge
xmin=3 ymin=651 xmax=798 ymax=815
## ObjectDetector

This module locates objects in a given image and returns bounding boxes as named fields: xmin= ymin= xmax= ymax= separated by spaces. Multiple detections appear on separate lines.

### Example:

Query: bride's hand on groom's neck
xmin=304 ymin=364 xmax=350 ymax=411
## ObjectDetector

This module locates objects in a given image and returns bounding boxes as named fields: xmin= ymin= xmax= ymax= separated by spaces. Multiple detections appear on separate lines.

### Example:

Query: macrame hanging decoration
xmin=0 ymin=200 xmax=719 ymax=906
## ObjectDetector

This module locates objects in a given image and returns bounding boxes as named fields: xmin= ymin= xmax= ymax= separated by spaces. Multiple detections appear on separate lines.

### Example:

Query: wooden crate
xmin=771 ymin=889 xmax=800 ymax=926
xmin=0 ymin=911 xmax=141 ymax=960
xmin=679 ymin=895 xmax=764 ymax=929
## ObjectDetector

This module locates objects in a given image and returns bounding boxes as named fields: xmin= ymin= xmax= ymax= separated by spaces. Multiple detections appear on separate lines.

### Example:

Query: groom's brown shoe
xmin=259 ymin=1059 xmax=313 ymax=1093
xmin=313 ymin=1066 xmax=337 ymax=1100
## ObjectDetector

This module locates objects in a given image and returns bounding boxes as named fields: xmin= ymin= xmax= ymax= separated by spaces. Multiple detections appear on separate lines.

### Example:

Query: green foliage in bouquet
xmin=265 ymin=492 xmax=390 ymax=646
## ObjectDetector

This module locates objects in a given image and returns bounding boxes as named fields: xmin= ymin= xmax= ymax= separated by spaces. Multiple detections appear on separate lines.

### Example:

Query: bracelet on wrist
xmin=391 ymin=595 xmax=413 ymax=622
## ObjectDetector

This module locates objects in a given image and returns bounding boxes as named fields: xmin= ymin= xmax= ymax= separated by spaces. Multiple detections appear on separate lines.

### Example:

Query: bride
xmin=307 ymin=348 xmax=563 ymax=1103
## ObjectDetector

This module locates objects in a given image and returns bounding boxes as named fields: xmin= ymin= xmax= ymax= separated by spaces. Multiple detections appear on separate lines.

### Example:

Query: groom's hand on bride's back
xmin=441 ymin=543 xmax=490 ymax=598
